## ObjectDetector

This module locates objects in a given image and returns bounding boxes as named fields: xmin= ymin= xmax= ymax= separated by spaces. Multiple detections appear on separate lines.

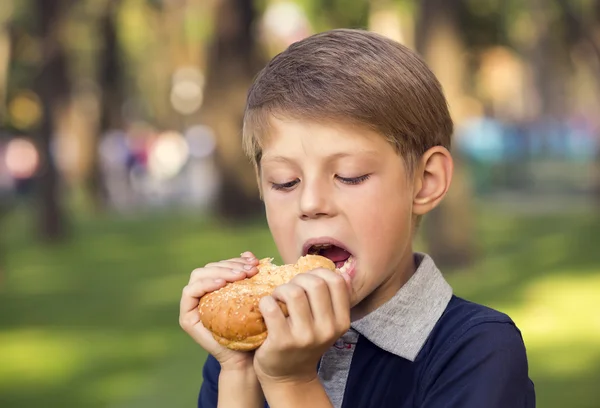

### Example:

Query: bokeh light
xmin=5 ymin=138 xmax=39 ymax=179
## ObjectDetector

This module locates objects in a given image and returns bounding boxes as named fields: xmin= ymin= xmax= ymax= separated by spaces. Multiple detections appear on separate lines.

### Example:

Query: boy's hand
xmin=253 ymin=267 xmax=351 ymax=385
xmin=179 ymin=251 xmax=260 ymax=371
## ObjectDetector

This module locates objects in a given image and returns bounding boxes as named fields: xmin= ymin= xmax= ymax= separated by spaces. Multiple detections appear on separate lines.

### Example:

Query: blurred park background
xmin=0 ymin=0 xmax=599 ymax=407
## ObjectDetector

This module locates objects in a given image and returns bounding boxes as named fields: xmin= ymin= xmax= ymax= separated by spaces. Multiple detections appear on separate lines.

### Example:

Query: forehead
xmin=260 ymin=118 xmax=392 ymax=162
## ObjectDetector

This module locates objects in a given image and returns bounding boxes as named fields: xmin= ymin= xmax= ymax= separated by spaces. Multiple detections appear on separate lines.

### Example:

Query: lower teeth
xmin=338 ymin=256 xmax=353 ymax=272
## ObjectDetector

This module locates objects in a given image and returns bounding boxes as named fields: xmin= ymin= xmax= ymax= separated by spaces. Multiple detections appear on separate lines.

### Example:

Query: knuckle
xmin=179 ymin=316 xmax=190 ymax=330
xmin=309 ymin=276 xmax=328 ymax=290
xmin=190 ymin=268 xmax=205 ymax=279
xmin=287 ymin=285 xmax=306 ymax=300
xmin=296 ymin=274 xmax=326 ymax=291
xmin=330 ymin=273 xmax=346 ymax=286
xmin=296 ymin=332 xmax=315 ymax=347
xmin=319 ymin=326 xmax=336 ymax=341
xmin=259 ymin=298 xmax=278 ymax=315
xmin=311 ymin=269 xmax=343 ymax=285
xmin=337 ymin=319 xmax=351 ymax=334
xmin=278 ymin=339 xmax=292 ymax=351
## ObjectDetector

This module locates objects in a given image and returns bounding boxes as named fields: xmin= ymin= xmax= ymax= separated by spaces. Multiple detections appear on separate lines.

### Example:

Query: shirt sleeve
xmin=198 ymin=354 xmax=220 ymax=408
xmin=420 ymin=321 xmax=535 ymax=408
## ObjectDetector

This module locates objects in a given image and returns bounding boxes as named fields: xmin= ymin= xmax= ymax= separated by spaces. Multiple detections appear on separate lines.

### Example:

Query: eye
xmin=271 ymin=178 xmax=300 ymax=191
xmin=337 ymin=174 xmax=371 ymax=185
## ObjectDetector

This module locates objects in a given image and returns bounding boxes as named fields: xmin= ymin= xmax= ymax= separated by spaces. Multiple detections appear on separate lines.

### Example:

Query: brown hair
xmin=242 ymin=28 xmax=453 ymax=172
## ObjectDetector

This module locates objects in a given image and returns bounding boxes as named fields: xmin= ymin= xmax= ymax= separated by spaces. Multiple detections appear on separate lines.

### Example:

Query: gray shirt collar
xmin=351 ymin=252 xmax=453 ymax=361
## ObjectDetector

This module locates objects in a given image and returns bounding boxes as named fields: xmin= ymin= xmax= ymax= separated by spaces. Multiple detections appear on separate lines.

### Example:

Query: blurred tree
xmin=596 ymin=0 xmax=600 ymax=204
xmin=199 ymin=0 xmax=265 ymax=220
xmin=594 ymin=0 xmax=600 ymax=203
xmin=416 ymin=0 xmax=476 ymax=268
xmin=0 ymin=2 xmax=14 ymax=281
xmin=554 ymin=0 xmax=600 ymax=202
xmin=32 ymin=0 xmax=71 ymax=241
xmin=526 ymin=0 xmax=573 ymax=122
xmin=87 ymin=0 xmax=125 ymax=213
xmin=555 ymin=0 xmax=600 ymax=87
xmin=0 ymin=2 xmax=13 ymax=122
xmin=308 ymin=0 xmax=370 ymax=30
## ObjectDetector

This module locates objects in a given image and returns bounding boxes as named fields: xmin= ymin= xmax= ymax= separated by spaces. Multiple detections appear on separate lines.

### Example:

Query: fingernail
xmin=232 ymin=269 xmax=243 ymax=274
xmin=243 ymin=264 xmax=254 ymax=271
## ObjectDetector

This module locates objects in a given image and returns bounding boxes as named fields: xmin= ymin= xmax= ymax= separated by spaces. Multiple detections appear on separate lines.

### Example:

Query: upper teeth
xmin=308 ymin=244 xmax=333 ymax=254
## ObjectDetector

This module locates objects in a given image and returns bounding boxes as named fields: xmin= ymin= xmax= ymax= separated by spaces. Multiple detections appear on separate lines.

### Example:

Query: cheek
xmin=350 ymin=182 xmax=413 ymax=257
xmin=264 ymin=192 xmax=294 ymax=226
xmin=264 ymin=196 xmax=297 ymax=260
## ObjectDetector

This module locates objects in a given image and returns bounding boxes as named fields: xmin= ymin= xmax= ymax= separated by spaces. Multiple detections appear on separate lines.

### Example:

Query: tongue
xmin=321 ymin=246 xmax=350 ymax=263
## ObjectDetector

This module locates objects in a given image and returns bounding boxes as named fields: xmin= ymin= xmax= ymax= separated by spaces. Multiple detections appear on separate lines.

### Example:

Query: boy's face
xmin=259 ymin=118 xmax=419 ymax=316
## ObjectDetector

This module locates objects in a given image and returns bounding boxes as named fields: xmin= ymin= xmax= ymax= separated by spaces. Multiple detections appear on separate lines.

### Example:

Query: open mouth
xmin=304 ymin=239 xmax=354 ymax=273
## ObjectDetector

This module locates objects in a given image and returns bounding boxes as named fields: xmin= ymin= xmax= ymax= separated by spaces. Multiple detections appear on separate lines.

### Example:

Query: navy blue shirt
xmin=198 ymin=254 xmax=535 ymax=407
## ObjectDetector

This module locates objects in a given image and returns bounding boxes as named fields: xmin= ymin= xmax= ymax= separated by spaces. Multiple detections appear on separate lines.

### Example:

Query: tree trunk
xmin=530 ymin=0 xmax=573 ymax=122
xmin=595 ymin=0 xmax=600 ymax=205
xmin=0 ymin=4 xmax=14 ymax=282
xmin=368 ymin=0 xmax=414 ymax=48
xmin=199 ymin=0 xmax=264 ymax=220
xmin=554 ymin=0 xmax=600 ymax=203
xmin=33 ymin=0 xmax=70 ymax=242
xmin=415 ymin=0 xmax=476 ymax=269
xmin=0 ymin=3 xmax=12 ymax=122
xmin=88 ymin=0 xmax=124 ymax=213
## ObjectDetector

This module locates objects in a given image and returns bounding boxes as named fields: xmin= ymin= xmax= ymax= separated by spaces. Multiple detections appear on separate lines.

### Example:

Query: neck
xmin=350 ymin=249 xmax=417 ymax=321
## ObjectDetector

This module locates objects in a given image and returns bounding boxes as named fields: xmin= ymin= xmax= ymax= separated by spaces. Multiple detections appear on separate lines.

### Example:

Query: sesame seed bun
xmin=198 ymin=255 xmax=336 ymax=351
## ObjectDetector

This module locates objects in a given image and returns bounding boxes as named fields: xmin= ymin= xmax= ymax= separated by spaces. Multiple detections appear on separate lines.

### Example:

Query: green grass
xmin=0 ymin=205 xmax=599 ymax=407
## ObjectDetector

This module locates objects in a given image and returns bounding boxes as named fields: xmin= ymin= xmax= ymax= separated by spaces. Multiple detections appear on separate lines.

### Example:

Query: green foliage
xmin=0 ymin=205 xmax=599 ymax=407
xmin=298 ymin=0 xmax=370 ymax=31
xmin=0 ymin=208 xmax=276 ymax=407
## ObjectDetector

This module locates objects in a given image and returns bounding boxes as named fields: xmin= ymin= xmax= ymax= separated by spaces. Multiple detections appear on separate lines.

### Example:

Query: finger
xmin=240 ymin=251 xmax=258 ymax=261
xmin=203 ymin=260 xmax=258 ymax=274
xmin=259 ymin=295 xmax=291 ymax=347
xmin=308 ymin=269 xmax=351 ymax=330
xmin=207 ymin=256 xmax=259 ymax=266
xmin=185 ymin=318 xmax=217 ymax=346
xmin=271 ymin=283 xmax=314 ymax=340
xmin=182 ymin=307 xmax=222 ymax=350
xmin=180 ymin=278 xmax=228 ymax=324
xmin=290 ymin=273 xmax=336 ymax=335
xmin=188 ymin=266 xmax=253 ymax=284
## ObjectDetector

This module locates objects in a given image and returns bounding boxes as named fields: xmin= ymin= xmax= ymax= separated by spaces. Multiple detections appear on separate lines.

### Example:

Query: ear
xmin=412 ymin=146 xmax=453 ymax=216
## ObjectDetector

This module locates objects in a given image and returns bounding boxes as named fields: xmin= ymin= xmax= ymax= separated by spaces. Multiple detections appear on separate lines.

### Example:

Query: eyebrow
xmin=260 ymin=155 xmax=296 ymax=165
xmin=261 ymin=150 xmax=380 ymax=164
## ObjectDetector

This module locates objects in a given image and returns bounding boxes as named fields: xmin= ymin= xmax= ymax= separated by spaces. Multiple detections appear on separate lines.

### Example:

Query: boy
xmin=179 ymin=29 xmax=535 ymax=407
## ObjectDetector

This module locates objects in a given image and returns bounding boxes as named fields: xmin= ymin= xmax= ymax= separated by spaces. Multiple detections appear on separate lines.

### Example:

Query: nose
xmin=299 ymin=176 xmax=334 ymax=220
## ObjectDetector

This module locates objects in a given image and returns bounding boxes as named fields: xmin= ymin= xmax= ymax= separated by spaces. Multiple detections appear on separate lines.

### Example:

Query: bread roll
xmin=198 ymin=255 xmax=336 ymax=351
